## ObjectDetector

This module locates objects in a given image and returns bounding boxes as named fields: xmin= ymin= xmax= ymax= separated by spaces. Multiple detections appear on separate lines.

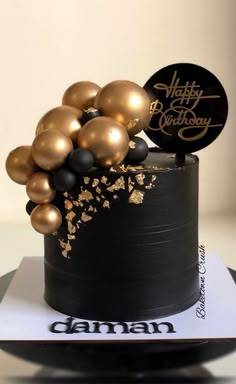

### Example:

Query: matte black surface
xmin=44 ymin=150 xmax=199 ymax=321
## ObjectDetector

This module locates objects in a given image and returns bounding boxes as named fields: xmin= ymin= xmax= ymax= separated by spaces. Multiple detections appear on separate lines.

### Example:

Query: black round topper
xmin=144 ymin=63 xmax=228 ymax=154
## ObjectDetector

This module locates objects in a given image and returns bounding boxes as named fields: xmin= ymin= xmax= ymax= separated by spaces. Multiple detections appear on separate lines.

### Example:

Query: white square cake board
xmin=0 ymin=255 xmax=235 ymax=342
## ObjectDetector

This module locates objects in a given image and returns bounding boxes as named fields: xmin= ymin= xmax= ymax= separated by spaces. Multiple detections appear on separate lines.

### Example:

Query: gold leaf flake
xmin=129 ymin=140 xmax=136 ymax=149
xmin=135 ymin=173 xmax=145 ymax=185
xmin=66 ymin=211 xmax=76 ymax=221
xmin=64 ymin=199 xmax=73 ymax=210
xmin=83 ymin=177 xmax=90 ymax=185
xmin=92 ymin=178 xmax=99 ymax=187
xmin=109 ymin=167 xmax=117 ymax=172
xmin=96 ymin=196 xmax=100 ymax=202
xmin=68 ymin=234 xmax=75 ymax=240
xmin=151 ymin=175 xmax=157 ymax=182
xmin=129 ymin=190 xmax=145 ymax=204
xmin=63 ymin=192 xmax=68 ymax=198
xmin=68 ymin=222 xmax=76 ymax=234
xmin=88 ymin=205 xmax=94 ymax=211
xmin=101 ymin=176 xmax=108 ymax=184
xmin=79 ymin=190 xmax=94 ymax=201
xmin=59 ymin=239 xmax=72 ymax=258
xmin=127 ymin=118 xmax=139 ymax=129
xmin=113 ymin=194 xmax=119 ymax=199
xmin=81 ymin=212 xmax=92 ymax=222
xmin=73 ymin=200 xmax=79 ymax=206
xmin=96 ymin=187 xmax=101 ymax=194
xmin=128 ymin=184 xmax=134 ymax=192
xmin=103 ymin=200 xmax=110 ymax=208
xmin=107 ymin=176 xmax=125 ymax=192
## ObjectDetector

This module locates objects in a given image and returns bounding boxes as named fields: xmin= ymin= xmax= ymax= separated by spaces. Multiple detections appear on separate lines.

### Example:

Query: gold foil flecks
xmin=68 ymin=234 xmax=75 ymax=240
xmin=92 ymin=178 xmax=99 ymax=187
xmin=63 ymin=192 xmax=68 ymax=198
xmin=68 ymin=222 xmax=76 ymax=234
xmin=59 ymin=239 xmax=72 ymax=258
xmin=103 ymin=200 xmax=110 ymax=208
xmin=128 ymin=184 xmax=134 ymax=192
xmin=64 ymin=199 xmax=73 ymax=210
xmin=81 ymin=212 xmax=92 ymax=222
xmin=96 ymin=196 xmax=101 ymax=202
xmin=101 ymin=176 xmax=108 ymax=184
xmin=113 ymin=194 xmax=119 ymax=199
xmin=66 ymin=211 xmax=76 ymax=221
xmin=109 ymin=167 xmax=117 ymax=172
xmin=88 ymin=205 xmax=94 ymax=211
xmin=83 ymin=177 xmax=90 ymax=185
xmin=127 ymin=118 xmax=139 ymax=129
xmin=96 ymin=186 xmax=101 ymax=194
xmin=151 ymin=175 xmax=157 ymax=182
xmin=129 ymin=140 xmax=136 ymax=149
xmin=79 ymin=190 xmax=94 ymax=202
xmin=73 ymin=200 xmax=79 ymax=206
xmin=107 ymin=176 xmax=125 ymax=192
xmin=129 ymin=190 xmax=145 ymax=204
xmin=135 ymin=173 xmax=145 ymax=185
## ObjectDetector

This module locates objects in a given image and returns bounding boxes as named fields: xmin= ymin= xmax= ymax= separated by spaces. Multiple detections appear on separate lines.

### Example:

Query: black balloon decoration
xmin=125 ymin=137 xmax=149 ymax=164
xmin=53 ymin=168 xmax=77 ymax=192
xmin=68 ymin=148 xmax=94 ymax=173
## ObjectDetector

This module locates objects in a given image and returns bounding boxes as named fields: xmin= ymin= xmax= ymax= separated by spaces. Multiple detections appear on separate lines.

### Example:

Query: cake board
xmin=0 ymin=256 xmax=236 ymax=373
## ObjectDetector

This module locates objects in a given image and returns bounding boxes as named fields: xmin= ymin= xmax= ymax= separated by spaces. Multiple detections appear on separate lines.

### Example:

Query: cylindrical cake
xmin=44 ymin=149 xmax=199 ymax=321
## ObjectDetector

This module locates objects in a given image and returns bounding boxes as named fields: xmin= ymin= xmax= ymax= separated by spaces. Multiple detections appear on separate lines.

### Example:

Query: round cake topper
xmin=144 ymin=63 xmax=228 ymax=153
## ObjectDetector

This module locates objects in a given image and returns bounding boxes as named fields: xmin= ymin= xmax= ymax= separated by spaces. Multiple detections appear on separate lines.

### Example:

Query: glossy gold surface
xmin=30 ymin=204 xmax=62 ymax=234
xmin=5 ymin=146 xmax=38 ymax=185
xmin=26 ymin=172 xmax=56 ymax=204
xmin=36 ymin=105 xmax=83 ymax=145
xmin=78 ymin=116 xmax=129 ymax=167
xmin=62 ymin=81 xmax=101 ymax=111
xmin=94 ymin=80 xmax=151 ymax=136
xmin=32 ymin=129 xmax=73 ymax=170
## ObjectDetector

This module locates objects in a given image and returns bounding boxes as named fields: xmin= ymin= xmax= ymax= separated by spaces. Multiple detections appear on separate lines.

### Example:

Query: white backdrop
xmin=0 ymin=0 xmax=235 ymax=222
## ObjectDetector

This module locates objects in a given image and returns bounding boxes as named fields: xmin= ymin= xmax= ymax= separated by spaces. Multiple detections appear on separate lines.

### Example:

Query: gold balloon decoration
xmin=62 ymin=81 xmax=101 ymax=111
xmin=78 ymin=116 xmax=129 ymax=167
xmin=5 ymin=146 xmax=38 ymax=185
xmin=35 ymin=105 xmax=83 ymax=145
xmin=94 ymin=80 xmax=151 ymax=136
xmin=26 ymin=172 xmax=56 ymax=204
xmin=30 ymin=203 xmax=62 ymax=234
xmin=32 ymin=129 xmax=73 ymax=171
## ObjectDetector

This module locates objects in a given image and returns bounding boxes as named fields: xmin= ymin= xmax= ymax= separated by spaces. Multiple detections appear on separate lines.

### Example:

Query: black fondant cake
xmin=44 ymin=149 xmax=199 ymax=321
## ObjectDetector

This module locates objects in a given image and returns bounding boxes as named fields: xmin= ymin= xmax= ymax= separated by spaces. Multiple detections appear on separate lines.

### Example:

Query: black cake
xmin=44 ymin=149 xmax=199 ymax=321
xmin=7 ymin=65 xmax=226 ymax=324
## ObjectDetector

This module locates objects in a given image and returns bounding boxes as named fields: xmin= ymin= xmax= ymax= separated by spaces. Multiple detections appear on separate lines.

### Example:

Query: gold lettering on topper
xmin=148 ymin=70 xmax=222 ymax=141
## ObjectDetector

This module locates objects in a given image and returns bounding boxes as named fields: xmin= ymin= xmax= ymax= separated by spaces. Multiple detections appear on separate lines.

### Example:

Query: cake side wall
xmin=44 ymin=156 xmax=199 ymax=321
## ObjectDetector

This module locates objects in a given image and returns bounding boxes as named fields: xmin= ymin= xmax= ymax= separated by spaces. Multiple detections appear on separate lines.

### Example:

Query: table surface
xmin=0 ymin=215 xmax=236 ymax=380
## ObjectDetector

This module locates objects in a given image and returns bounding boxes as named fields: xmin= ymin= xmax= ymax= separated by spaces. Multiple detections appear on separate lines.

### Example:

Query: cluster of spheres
xmin=6 ymin=80 xmax=151 ymax=235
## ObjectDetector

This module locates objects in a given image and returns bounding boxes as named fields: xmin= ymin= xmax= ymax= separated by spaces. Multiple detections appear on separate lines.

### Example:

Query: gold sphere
xmin=5 ymin=146 xmax=38 ymax=185
xmin=78 ymin=116 xmax=129 ymax=167
xmin=30 ymin=203 xmax=62 ymax=234
xmin=36 ymin=105 xmax=83 ymax=145
xmin=32 ymin=129 xmax=73 ymax=171
xmin=62 ymin=81 xmax=101 ymax=111
xmin=26 ymin=172 xmax=56 ymax=204
xmin=94 ymin=80 xmax=151 ymax=136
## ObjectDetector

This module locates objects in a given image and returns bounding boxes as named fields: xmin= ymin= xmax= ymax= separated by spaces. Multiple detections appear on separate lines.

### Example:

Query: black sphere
xmin=125 ymin=137 xmax=149 ymax=164
xmin=26 ymin=200 xmax=38 ymax=216
xmin=81 ymin=108 xmax=101 ymax=124
xmin=68 ymin=148 xmax=94 ymax=173
xmin=52 ymin=168 xmax=77 ymax=192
